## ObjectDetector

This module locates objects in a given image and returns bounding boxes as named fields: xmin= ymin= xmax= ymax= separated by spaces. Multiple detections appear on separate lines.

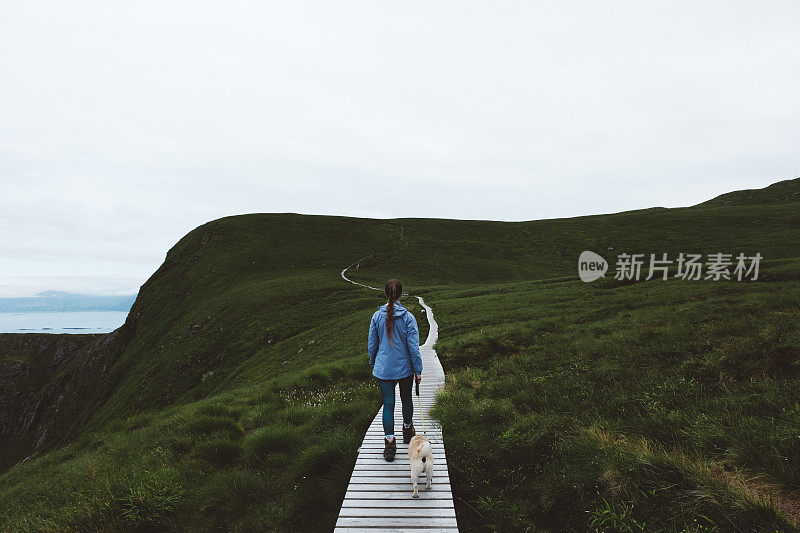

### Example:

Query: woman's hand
xmin=414 ymin=373 xmax=422 ymax=384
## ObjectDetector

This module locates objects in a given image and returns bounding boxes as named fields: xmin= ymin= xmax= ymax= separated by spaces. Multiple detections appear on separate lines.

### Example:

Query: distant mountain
xmin=0 ymin=291 xmax=137 ymax=313
xmin=698 ymin=176 xmax=800 ymax=206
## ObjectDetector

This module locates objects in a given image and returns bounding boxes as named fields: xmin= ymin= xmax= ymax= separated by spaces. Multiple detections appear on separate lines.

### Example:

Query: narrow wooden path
xmin=337 ymin=266 xmax=458 ymax=532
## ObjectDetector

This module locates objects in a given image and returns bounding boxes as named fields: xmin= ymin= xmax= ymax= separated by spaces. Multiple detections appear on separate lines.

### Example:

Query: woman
xmin=368 ymin=279 xmax=423 ymax=461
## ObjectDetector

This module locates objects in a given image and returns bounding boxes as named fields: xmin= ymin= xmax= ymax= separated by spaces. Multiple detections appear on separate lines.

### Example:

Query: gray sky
xmin=2 ymin=2 xmax=799 ymax=297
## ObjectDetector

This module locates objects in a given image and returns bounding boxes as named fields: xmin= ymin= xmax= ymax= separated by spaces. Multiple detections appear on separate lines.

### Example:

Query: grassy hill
xmin=1 ymin=177 xmax=799 ymax=531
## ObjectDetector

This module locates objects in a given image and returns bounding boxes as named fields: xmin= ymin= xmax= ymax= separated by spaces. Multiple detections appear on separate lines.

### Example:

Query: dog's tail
xmin=420 ymin=440 xmax=432 ymax=463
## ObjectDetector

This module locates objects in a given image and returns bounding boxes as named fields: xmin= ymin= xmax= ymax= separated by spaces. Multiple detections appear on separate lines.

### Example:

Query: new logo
xmin=578 ymin=251 xmax=608 ymax=282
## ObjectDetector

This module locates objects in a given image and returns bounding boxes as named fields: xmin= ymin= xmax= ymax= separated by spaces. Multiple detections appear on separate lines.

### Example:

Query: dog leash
xmin=416 ymin=377 xmax=426 ymax=436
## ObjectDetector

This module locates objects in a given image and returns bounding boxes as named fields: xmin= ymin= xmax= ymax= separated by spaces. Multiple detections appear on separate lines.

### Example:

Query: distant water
xmin=0 ymin=311 xmax=129 ymax=334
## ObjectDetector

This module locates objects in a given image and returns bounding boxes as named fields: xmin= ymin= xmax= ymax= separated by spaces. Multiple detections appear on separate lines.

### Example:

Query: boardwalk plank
xmin=334 ymin=529 xmax=457 ymax=533
xmin=347 ymin=470 xmax=443 ymax=479
xmin=353 ymin=461 xmax=448 ymax=476
xmin=344 ymin=490 xmax=453 ymax=501
xmin=336 ymin=517 xmax=458 ymax=528
xmin=341 ymin=499 xmax=454 ymax=508
xmin=347 ymin=484 xmax=451 ymax=492
xmin=339 ymin=508 xmax=456 ymax=517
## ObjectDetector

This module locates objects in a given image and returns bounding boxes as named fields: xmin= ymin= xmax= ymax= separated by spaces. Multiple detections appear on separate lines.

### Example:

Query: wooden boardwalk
xmin=337 ymin=267 xmax=458 ymax=532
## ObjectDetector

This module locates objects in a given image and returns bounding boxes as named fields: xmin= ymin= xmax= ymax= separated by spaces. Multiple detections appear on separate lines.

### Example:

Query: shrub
xmin=117 ymin=470 xmax=184 ymax=529
xmin=194 ymin=468 xmax=267 ymax=522
xmin=196 ymin=403 xmax=243 ymax=419
xmin=243 ymin=425 xmax=302 ymax=463
xmin=193 ymin=439 xmax=242 ymax=467
xmin=185 ymin=416 xmax=243 ymax=437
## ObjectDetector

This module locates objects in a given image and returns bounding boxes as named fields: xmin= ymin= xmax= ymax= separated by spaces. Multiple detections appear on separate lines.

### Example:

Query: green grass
xmin=0 ymin=373 xmax=374 ymax=531
xmin=1 ymin=178 xmax=799 ymax=531
xmin=424 ymin=271 xmax=800 ymax=530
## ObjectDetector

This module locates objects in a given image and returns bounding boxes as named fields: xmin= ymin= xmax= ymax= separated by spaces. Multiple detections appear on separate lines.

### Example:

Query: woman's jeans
xmin=377 ymin=375 xmax=413 ymax=437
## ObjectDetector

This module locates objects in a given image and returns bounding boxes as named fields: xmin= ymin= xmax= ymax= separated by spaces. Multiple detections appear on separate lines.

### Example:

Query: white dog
xmin=408 ymin=434 xmax=434 ymax=497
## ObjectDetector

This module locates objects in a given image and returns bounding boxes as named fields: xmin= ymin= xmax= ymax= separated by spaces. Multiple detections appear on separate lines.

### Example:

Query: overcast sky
xmin=1 ymin=2 xmax=799 ymax=297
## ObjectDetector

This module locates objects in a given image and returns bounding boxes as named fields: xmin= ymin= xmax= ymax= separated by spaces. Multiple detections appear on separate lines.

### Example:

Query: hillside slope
xmin=0 ymin=332 xmax=129 ymax=471
xmin=1 ymin=177 xmax=799 ymax=531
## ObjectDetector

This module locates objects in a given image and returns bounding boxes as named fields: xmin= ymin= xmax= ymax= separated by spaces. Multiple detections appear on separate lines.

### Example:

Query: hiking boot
xmin=403 ymin=423 xmax=416 ymax=444
xmin=383 ymin=438 xmax=396 ymax=462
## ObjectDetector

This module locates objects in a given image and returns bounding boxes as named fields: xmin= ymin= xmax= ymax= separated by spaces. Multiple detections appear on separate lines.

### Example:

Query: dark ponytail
xmin=385 ymin=279 xmax=402 ymax=345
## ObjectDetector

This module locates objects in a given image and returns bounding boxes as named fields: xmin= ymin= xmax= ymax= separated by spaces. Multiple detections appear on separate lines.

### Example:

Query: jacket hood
xmin=379 ymin=302 xmax=408 ymax=317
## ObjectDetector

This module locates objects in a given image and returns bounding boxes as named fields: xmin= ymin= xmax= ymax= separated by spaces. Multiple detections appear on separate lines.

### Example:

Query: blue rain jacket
xmin=368 ymin=302 xmax=423 ymax=380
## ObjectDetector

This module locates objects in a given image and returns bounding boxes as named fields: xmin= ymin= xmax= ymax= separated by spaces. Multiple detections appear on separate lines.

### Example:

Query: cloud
xmin=1 ymin=1 xmax=799 ymax=295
